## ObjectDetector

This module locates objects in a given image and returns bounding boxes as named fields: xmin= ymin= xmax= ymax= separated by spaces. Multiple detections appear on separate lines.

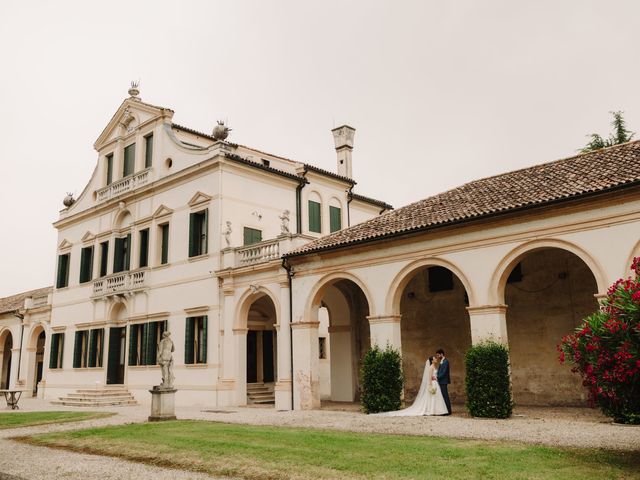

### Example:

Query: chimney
xmin=332 ymin=125 xmax=355 ymax=179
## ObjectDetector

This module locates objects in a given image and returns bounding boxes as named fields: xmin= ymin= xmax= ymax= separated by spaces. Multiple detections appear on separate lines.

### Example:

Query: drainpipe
xmin=281 ymin=258 xmax=295 ymax=410
xmin=13 ymin=311 xmax=24 ymax=384
xmin=295 ymin=167 xmax=308 ymax=234
xmin=346 ymin=186 xmax=354 ymax=227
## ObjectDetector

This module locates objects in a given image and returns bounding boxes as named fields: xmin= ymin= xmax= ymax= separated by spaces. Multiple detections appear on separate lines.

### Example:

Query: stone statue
xmin=157 ymin=331 xmax=175 ymax=389
xmin=279 ymin=210 xmax=290 ymax=235
xmin=224 ymin=221 xmax=232 ymax=247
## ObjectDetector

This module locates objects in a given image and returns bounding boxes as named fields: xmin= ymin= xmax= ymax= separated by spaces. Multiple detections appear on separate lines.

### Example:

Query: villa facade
xmin=1 ymin=88 xmax=640 ymax=411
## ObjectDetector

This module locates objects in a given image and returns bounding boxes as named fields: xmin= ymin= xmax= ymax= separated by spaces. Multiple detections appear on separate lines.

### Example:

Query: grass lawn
xmin=0 ymin=411 xmax=113 ymax=430
xmin=15 ymin=420 xmax=640 ymax=479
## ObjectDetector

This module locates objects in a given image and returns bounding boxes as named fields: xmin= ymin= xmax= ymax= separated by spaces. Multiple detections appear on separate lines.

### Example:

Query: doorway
xmin=107 ymin=327 xmax=126 ymax=384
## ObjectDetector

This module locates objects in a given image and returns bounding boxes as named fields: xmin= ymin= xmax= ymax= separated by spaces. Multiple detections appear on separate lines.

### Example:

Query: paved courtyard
xmin=0 ymin=398 xmax=638 ymax=479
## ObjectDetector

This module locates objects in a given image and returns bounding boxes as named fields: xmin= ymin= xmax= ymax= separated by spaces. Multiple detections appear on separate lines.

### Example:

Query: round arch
xmin=623 ymin=239 xmax=640 ymax=279
xmin=0 ymin=327 xmax=12 ymax=345
xmin=107 ymin=298 xmax=129 ymax=323
xmin=386 ymin=257 xmax=476 ymax=315
xmin=304 ymin=271 xmax=375 ymax=322
xmin=26 ymin=323 xmax=46 ymax=350
xmin=112 ymin=209 xmax=133 ymax=231
xmin=490 ymin=239 xmax=608 ymax=305
xmin=235 ymin=287 xmax=281 ymax=330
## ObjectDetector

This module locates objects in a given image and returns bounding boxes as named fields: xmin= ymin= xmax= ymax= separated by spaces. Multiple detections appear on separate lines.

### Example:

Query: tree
xmin=581 ymin=111 xmax=634 ymax=153
xmin=558 ymin=258 xmax=640 ymax=424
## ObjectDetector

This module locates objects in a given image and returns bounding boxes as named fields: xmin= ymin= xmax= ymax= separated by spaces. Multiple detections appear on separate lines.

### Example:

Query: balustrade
xmin=92 ymin=270 xmax=147 ymax=297
xmin=95 ymin=168 xmax=151 ymax=203
xmin=237 ymin=239 xmax=281 ymax=267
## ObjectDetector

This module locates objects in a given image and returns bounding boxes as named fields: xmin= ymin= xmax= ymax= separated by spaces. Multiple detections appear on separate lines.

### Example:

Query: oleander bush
xmin=361 ymin=344 xmax=403 ymax=414
xmin=465 ymin=341 xmax=513 ymax=418
xmin=559 ymin=258 xmax=640 ymax=424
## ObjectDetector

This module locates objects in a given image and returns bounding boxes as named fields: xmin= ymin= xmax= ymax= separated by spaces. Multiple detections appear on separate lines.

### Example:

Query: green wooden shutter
xmin=79 ymin=247 xmax=93 ymax=283
xmin=49 ymin=333 xmax=59 ymax=369
xmin=243 ymin=227 xmax=251 ymax=246
xmin=106 ymin=154 xmax=113 ymax=185
xmin=146 ymin=322 xmax=158 ymax=365
xmin=128 ymin=325 xmax=138 ymax=366
xmin=140 ymin=323 xmax=149 ymax=366
xmin=139 ymin=229 xmax=149 ymax=268
xmin=56 ymin=254 xmax=69 ymax=288
xmin=98 ymin=329 xmax=104 ymax=368
xmin=201 ymin=316 xmax=208 ymax=364
xmin=73 ymin=331 xmax=82 ymax=368
xmin=100 ymin=241 xmax=109 ymax=277
xmin=123 ymin=143 xmax=135 ymax=177
xmin=308 ymin=200 xmax=321 ymax=233
xmin=59 ymin=333 xmax=64 ymax=369
xmin=124 ymin=234 xmax=131 ymax=271
xmin=113 ymin=238 xmax=124 ymax=273
xmin=185 ymin=317 xmax=194 ymax=364
xmin=161 ymin=224 xmax=169 ymax=264
xmin=330 ymin=206 xmax=341 ymax=233
xmin=145 ymin=134 xmax=153 ymax=168
xmin=201 ymin=209 xmax=208 ymax=255
xmin=88 ymin=330 xmax=97 ymax=368
xmin=107 ymin=328 xmax=121 ymax=383
xmin=188 ymin=212 xmax=197 ymax=257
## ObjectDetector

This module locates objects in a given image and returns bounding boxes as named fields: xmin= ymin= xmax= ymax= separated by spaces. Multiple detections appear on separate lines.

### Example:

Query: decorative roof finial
xmin=212 ymin=120 xmax=231 ymax=141
xmin=128 ymin=80 xmax=140 ymax=100
xmin=63 ymin=192 xmax=75 ymax=208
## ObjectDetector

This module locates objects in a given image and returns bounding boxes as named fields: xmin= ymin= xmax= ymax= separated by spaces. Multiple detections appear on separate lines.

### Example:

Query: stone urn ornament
xmin=212 ymin=120 xmax=231 ymax=141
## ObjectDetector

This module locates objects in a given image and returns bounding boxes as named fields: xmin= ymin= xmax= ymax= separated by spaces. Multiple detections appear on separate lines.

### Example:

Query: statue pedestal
xmin=148 ymin=387 xmax=177 ymax=422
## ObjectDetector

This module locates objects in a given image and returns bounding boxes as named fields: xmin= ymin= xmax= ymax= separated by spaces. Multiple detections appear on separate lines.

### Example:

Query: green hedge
xmin=361 ymin=344 xmax=403 ymax=414
xmin=465 ymin=341 xmax=513 ymax=418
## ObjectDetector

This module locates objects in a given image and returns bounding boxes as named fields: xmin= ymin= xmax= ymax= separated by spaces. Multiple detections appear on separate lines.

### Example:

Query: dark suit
xmin=437 ymin=358 xmax=452 ymax=414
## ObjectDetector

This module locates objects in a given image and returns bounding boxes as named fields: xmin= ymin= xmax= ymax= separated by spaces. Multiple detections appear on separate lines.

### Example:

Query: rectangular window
xmin=184 ymin=316 xmax=208 ymax=364
xmin=160 ymin=223 xmax=169 ymax=265
xmin=99 ymin=241 xmax=109 ymax=277
xmin=106 ymin=153 xmax=114 ymax=185
xmin=88 ymin=329 xmax=104 ymax=368
xmin=243 ymin=227 xmax=262 ymax=246
xmin=144 ymin=134 xmax=153 ymax=168
xmin=308 ymin=200 xmax=321 ymax=233
xmin=428 ymin=266 xmax=454 ymax=292
xmin=113 ymin=234 xmax=131 ymax=273
xmin=128 ymin=321 xmax=167 ymax=366
xmin=73 ymin=330 xmax=89 ymax=368
xmin=79 ymin=246 xmax=94 ymax=284
xmin=49 ymin=333 xmax=65 ymax=369
xmin=123 ymin=143 xmax=135 ymax=177
xmin=319 ymin=337 xmax=327 ymax=359
xmin=56 ymin=253 xmax=70 ymax=289
xmin=329 ymin=206 xmax=341 ymax=233
xmin=189 ymin=209 xmax=208 ymax=257
xmin=139 ymin=229 xmax=149 ymax=268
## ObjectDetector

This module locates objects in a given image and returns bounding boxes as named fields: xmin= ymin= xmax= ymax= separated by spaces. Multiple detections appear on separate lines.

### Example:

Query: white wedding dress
xmin=377 ymin=361 xmax=448 ymax=416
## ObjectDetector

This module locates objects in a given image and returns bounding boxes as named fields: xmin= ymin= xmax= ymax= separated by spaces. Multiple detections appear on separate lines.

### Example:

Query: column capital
xmin=232 ymin=328 xmax=248 ymax=334
xmin=367 ymin=314 xmax=401 ymax=325
xmin=291 ymin=321 xmax=320 ymax=330
xmin=466 ymin=305 xmax=508 ymax=315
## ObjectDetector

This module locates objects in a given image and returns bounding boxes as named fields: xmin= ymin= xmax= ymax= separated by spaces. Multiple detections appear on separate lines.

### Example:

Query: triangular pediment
xmin=153 ymin=205 xmax=174 ymax=219
xmin=58 ymin=239 xmax=73 ymax=251
xmin=188 ymin=191 xmax=213 ymax=207
xmin=94 ymin=97 xmax=174 ymax=151
xmin=81 ymin=231 xmax=96 ymax=243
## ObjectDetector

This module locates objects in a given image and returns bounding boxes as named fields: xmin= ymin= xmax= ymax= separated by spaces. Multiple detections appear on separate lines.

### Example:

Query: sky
xmin=1 ymin=0 xmax=639 ymax=298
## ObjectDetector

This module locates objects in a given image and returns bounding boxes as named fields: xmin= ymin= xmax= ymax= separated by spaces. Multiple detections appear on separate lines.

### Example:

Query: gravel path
xmin=0 ymin=398 xmax=638 ymax=479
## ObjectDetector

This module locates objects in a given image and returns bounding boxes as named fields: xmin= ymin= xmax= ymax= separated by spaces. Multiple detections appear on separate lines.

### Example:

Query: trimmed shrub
xmin=360 ymin=344 xmax=403 ymax=414
xmin=465 ymin=341 xmax=513 ymax=418
xmin=558 ymin=258 xmax=640 ymax=424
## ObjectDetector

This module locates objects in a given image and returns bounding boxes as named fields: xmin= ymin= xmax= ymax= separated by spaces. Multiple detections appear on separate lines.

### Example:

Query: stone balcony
xmin=95 ymin=168 xmax=152 ymax=203
xmin=220 ymin=234 xmax=315 ymax=270
xmin=92 ymin=270 xmax=147 ymax=297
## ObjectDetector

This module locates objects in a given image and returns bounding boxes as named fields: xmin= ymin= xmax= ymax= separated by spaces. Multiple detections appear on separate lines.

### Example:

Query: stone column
xmin=367 ymin=315 xmax=402 ymax=351
xmin=291 ymin=321 xmax=320 ymax=410
xmin=9 ymin=346 xmax=21 ymax=389
xmin=328 ymin=325 xmax=353 ymax=401
xmin=114 ymin=138 xmax=124 ymax=182
xmin=219 ymin=288 xmax=237 ymax=405
xmin=466 ymin=305 xmax=509 ymax=345
xmin=233 ymin=328 xmax=248 ymax=405
xmin=274 ymin=281 xmax=292 ymax=410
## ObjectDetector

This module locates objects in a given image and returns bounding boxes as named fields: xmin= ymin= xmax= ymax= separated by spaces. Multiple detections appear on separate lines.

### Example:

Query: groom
xmin=436 ymin=348 xmax=451 ymax=415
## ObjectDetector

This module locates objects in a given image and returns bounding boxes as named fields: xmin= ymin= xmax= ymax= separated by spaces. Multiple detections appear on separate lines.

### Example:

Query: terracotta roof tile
xmin=286 ymin=141 xmax=640 ymax=257
xmin=0 ymin=286 xmax=52 ymax=315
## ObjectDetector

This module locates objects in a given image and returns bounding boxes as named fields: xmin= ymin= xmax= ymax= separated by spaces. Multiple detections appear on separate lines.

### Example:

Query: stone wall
xmin=505 ymin=248 xmax=598 ymax=405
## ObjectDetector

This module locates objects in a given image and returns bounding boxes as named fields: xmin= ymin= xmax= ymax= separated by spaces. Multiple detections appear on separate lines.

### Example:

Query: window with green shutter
xmin=189 ymin=209 xmax=208 ymax=257
xmin=329 ymin=206 xmax=341 ymax=233
xmin=144 ymin=134 xmax=153 ymax=168
xmin=113 ymin=234 xmax=131 ymax=273
xmin=243 ymin=227 xmax=262 ymax=246
xmin=160 ymin=223 xmax=169 ymax=265
xmin=88 ymin=329 xmax=104 ymax=368
xmin=73 ymin=330 xmax=89 ymax=368
xmin=106 ymin=153 xmax=114 ymax=185
xmin=185 ymin=316 xmax=207 ymax=364
xmin=49 ymin=333 xmax=64 ymax=369
xmin=123 ymin=143 xmax=135 ymax=177
xmin=139 ymin=229 xmax=149 ymax=268
xmin=128 ymin=324 xmax=140 ymax=366
xmin=79 ymin=246 xmax=94 ymax=283
xmin=185 ymin=317 xmax=195 ymax=364
xmin=56 ymin=253 xmax=70 ymax=289
xmin=99 ymin=241 xmax=109 ymax=277
xmin=308 ymin=200 xmax=321 ymax=233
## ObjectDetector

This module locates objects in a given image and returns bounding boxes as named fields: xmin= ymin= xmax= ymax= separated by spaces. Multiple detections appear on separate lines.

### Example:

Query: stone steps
xmin=52 ymin=386 xmax=138 ymax=407
xmin=247 ymin=382 xmax=275 ymax=404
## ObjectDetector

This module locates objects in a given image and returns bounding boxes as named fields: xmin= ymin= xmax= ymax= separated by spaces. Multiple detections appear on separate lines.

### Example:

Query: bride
xmin=377 ymin=356 xmax=449 ymax=416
